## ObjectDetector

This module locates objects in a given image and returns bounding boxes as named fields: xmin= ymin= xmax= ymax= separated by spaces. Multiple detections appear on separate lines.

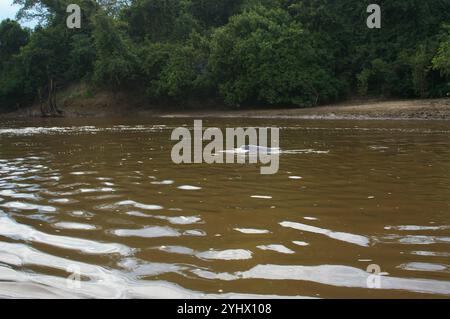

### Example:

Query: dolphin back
xmin=240 ymin=145 xmax=279 ymax=154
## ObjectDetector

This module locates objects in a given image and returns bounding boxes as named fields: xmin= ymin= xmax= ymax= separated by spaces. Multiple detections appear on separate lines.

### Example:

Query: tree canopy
xmin=1 ymin=0 xmax=450 ymax=112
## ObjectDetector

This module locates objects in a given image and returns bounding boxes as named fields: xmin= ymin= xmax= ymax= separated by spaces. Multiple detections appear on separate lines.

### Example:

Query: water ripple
xmin=0 ymin=214 xmax=130 ymax=255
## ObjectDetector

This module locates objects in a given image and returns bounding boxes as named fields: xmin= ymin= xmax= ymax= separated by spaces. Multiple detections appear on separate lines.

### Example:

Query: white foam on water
xmin=399 ymin=263 xmax=449 ymax=272
xmin=379 ymin=234 xmax=450 ymax=245
xmin=48 ymin=198 xmax=78 ymax=204
xmin=292 ymin=241 xmax=309 ymax=246
xmin=53 ymin=222 xmax=97 ymax=231
xmin=196 ymin=249 xmax=253 ymax=261
xmin=69 ymin=210 xmax=94 ymax=218
xmin=125 ymin=211 xmax=151 ymax=217
xmin=369 ymin=145 xmax=390 ymax=150
xmin=0 ymin=215 xmax=130 ymax=255
xmin=257 ymin=245 xmax=295 ymax=254
xmin=124 ymin=212 xmax=202 ymax=225
xmin=191 ymin=269 xmax=239 ymax=281
xmin=385 ymin=225 xmax=450 ymax=231
xmin=280 ymin=221 xmax=370 ymax=247
xmin=187 ymin=263 xmax=450 ymax=296
xmin=119 ymin=258 xmax=186 ymax=277
xmin=113 ymin=226 xmax=181 ymax=238
xmin=158 ymin=245 xmax=196 ymax=255
xmin=79 ymin=187 xmax=115 ymax=193
xmin=178 ymin=185 xmax=202 ymax=191
xmin=0 ymin=125 xmax=180 ymax=137
xmin=165 ymin=216 xmax=202 ymax=225
xmin=70 ymin=171 xmax=98 ymax=176
xmin=234 ymin=228 xmax=270 ymax=234
xmin=151 ymin=180 xmax=174 ymax=185
xmin=1 ymin=201 xmax=56 ymax=212
xmin=0 ymin=242 xmax=308 ymax=298
xmin=183 ymin=229 xmax=206 ymax=237
xmin=0 ymin=190 xmax=41 ymax=200
xmin=410 ymin=251 xmax=450 ymax=257
xmin=238 ymin=264 xmax=450 ymax=296
xmin=116 ymin=200 xmax=163 ymax=210
xmin=251 ymin=195 xmax=272 ymax=199
xmin=282 ymin=149 xmax=329 ymax=154
xmin=102 ymin=182 xmax=115 ymax=186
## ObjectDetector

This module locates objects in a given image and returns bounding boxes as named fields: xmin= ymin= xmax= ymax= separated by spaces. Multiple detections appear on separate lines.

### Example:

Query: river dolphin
xmin=239 ymin=145 xmax=280 ymax=154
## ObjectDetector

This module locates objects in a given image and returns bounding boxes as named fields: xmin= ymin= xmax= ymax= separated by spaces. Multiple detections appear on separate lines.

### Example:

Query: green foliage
xmin=0 ymin=56 xmax=29 ymax=108
xmin=122 ymin=0 xmax=184 ymax=42
xmin=433 ymin=28 xmax=450 ymax=95
xmin=410 ymin=45 xmax=431 ymax=98
xmin=2 ymin=0 xmax=450 ymax=112
xmin=188 ymin=0 xmax=244 ymax=27
xmin=68 ymin=33 xmax=96 ymax=80
xmin=1 ymin=21 xmax=71 ymax=108
xmin=0 ymin=20 xmax=29 ymax=108
xmin=91 ymin=12 xmax=138 ymax=89
xmin=138 ymin=31 xmax=209 ymax=100
xmin=433 ymin=28 xmax=450 ymax=77
xmin=209 ymin=6 xmax=341 ymax=106
xmin=18 ymin=26 xmax=71 ymax=90
xmin=0 ymin=19 xmax=29 ymax=61
xmin=357 ymin=69 xmax=371 ymax=96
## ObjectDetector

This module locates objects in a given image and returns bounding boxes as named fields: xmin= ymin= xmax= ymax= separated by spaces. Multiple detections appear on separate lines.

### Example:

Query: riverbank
xmin=2 ymin=84 xmax=450 ymax=120
xmin=159 ymin=99 xmax=450 ymax=120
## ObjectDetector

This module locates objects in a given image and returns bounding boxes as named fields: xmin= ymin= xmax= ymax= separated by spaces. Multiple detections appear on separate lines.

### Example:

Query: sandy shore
xmin=2 ymin=95 xmax=450 ymax=120
xmin=157 ymin=99 xmax=450 ymax=120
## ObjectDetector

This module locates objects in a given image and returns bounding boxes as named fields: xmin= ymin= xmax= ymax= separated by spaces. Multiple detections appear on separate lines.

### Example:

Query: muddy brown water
xmin=0 ymin=117 xmax=449 ymax=298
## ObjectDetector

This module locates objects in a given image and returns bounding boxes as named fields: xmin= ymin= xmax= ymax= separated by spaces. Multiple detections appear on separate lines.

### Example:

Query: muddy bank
xmin=159 ymin=99 xmax=450 ymax=120
xmin=2 ymin=84 xmax=450 ymax=120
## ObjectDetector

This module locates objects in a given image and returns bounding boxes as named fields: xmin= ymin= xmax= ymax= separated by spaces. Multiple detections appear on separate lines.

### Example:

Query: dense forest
xmin=0 ymin=0 xmax=450 ymax=114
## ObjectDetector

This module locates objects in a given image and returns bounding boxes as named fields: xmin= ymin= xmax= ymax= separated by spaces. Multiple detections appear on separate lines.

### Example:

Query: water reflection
xmin=0 ymin=118 xmax=449 ymax=298
xmin=280 ymin=221 xmax=370 ymax=247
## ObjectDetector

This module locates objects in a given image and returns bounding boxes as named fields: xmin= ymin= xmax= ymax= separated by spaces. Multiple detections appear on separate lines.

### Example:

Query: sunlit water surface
xmin=0 ymin=118 xmax=449 ymax=298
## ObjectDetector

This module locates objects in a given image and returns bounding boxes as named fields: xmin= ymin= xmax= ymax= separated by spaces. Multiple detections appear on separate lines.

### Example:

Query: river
xmin=0 ymin=117 xmax=449 ymax=298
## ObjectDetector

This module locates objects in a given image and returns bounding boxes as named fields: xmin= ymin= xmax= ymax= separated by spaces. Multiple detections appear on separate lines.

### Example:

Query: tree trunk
xmin=46 ymin=78 xmax=63 ymax=117
xmin=38 ymin=87 xmax=49 ymax=117
xmin=48 ymin=78 xmax=55 ymax=114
